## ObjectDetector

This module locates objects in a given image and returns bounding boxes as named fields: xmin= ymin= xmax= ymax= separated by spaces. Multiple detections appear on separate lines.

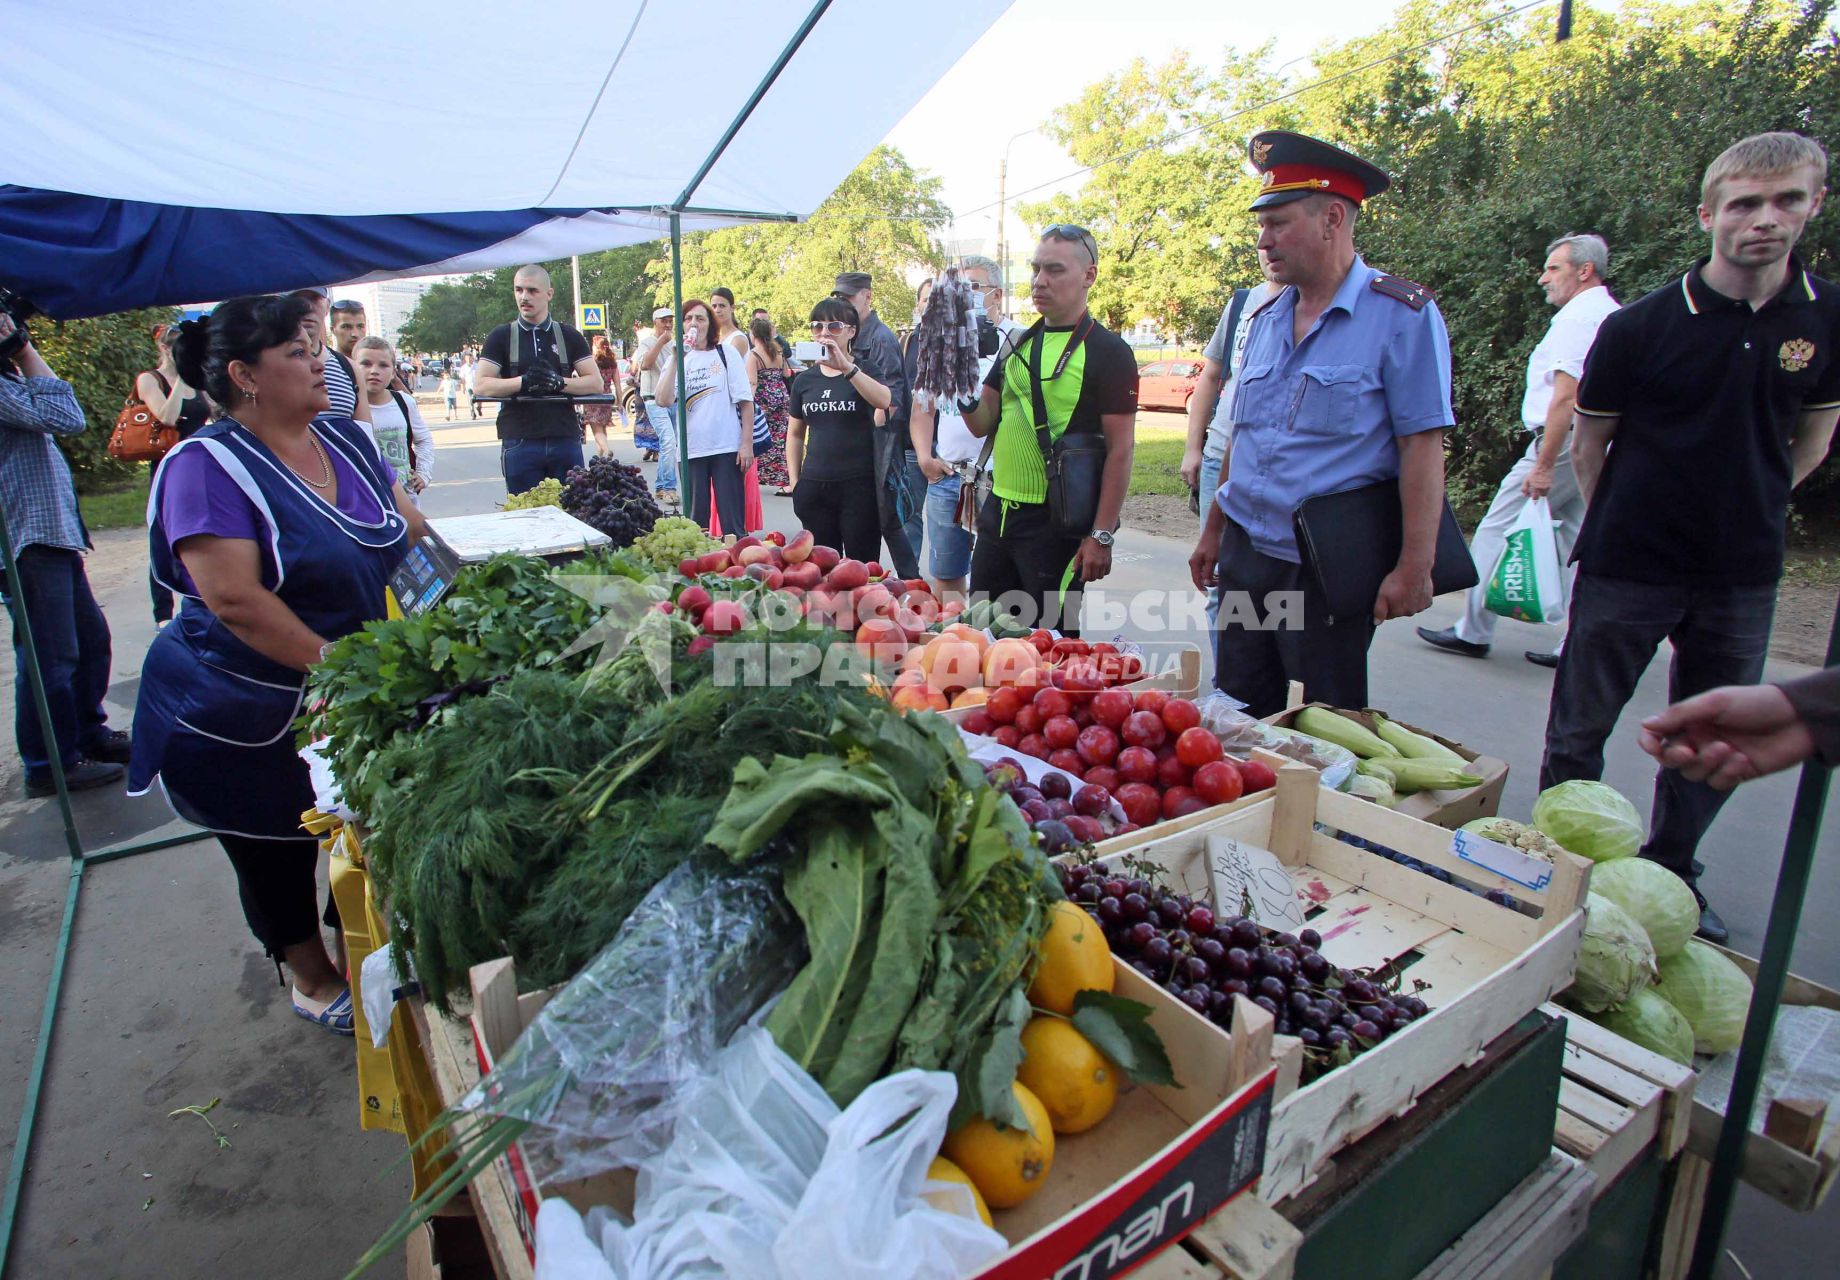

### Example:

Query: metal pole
xmin=670 ymin=212 xmax=688 ymax=480
xmin=0 ymin=514 xmax=84 ymax=863
xmin=1686 ymin=591 xmax=1839 ymax=1280
xmin=996 ymin=155 xmax=1007 ymax=297
xmin=570 ymin=255 xmax=582 ymax=329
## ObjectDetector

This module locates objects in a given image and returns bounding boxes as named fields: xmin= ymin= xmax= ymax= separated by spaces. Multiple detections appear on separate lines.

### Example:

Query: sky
xmin=882 ymin=0 xmax=1418 ymax=252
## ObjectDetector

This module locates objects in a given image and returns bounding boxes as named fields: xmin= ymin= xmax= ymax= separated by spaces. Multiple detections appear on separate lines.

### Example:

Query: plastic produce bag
xmin=459 ymin=859 xmax=802 ymax=1186
xmin=1484 ymin=497 xmax=1566 ymax=625
xmin=535 ymin=1033 xmax=1006 ymax=1280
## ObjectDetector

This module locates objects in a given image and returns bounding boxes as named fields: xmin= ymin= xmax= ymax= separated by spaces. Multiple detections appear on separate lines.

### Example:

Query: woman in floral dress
xmin=746 ymin=316 xmax=794 ymax=495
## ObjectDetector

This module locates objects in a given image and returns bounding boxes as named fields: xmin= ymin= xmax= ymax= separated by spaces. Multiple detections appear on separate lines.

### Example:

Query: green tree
xmin=657 ymin=146 xmax=950 ymax=333
xmin=398 ymin=243 xmax=659 ymax=354
xmin=31 ymin=308 xmax=176 ymax=492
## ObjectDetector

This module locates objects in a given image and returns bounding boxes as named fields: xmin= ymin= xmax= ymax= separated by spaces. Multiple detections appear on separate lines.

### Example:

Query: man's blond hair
xmin=1701 ymin=132 xmax=1829 ymax=207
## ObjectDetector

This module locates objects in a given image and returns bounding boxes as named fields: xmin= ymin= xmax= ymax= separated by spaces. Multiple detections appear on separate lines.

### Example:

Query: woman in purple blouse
xmin=130 ymin=295 xmax=427 ymax=1035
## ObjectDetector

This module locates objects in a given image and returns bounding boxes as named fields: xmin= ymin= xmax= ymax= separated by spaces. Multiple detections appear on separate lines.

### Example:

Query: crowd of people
xmin=1 ymin=125 xmax=1833 ymax=1040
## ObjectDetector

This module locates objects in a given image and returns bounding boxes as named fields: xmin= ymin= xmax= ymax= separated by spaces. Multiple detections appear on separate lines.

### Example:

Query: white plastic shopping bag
xmin=1484 ymin=497 xmax=1566 ymax=625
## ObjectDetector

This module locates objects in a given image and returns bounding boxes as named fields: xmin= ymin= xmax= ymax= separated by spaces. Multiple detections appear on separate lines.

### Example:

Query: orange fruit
xmin=924 ymin=1156 xmax=994 ymax=1227
xmin=1017 ymin=1016 xmax=1118 ymax=1134
xmin=1026 ymin=901 xmax=1114 ymax=1015
xmin=942 ymin=1082 xmax=1055 ymax=1208
xmin=940 ymin=621 xmax=992 ymax=660
xmin=921 ymin=637 xmax=984 ymax=695
xmin=892 ymin=684 xmax=949 ymax=713
xmin=950 ymin=686 xmax=991 ymax=709
xmin=983 ymin=637 xmax=1043 ymax=688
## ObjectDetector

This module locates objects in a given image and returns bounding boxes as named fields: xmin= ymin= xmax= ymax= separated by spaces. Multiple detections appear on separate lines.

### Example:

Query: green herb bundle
xmin=706 ymin=697 xmax=1066 ymax=1129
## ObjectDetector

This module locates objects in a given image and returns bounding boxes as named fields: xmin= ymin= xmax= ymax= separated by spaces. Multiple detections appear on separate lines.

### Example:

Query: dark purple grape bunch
xmin=560 ymin=456 xmax=664 ymax=548
xmin=1052 ymin=861 xmax=1430 ymax=1083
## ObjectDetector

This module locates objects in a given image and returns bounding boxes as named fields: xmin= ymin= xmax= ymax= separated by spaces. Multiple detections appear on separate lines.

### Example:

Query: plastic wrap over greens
xmin=1655 ymin=940 xmax=1754 ymax=1055
xmin=1569 ymin=892 xmax=1658 ymax=1013
xmin=1532 ymin=780 xmax=1643 ymax=862
xmin=1590 ymin=988 xmax=1695 ymax=1066
xmin=1590 ymin=858 xmax=1699 ymax=959
xmin=458 ymin=859 xmax=801 ymax=1185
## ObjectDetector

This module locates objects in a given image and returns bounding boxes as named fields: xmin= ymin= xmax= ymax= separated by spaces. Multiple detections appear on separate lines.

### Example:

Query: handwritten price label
xmin=1208 ymin=835 xmax=1308 ymax=933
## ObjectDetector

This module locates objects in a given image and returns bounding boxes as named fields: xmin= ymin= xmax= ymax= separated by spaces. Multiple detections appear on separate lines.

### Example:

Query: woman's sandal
xmin=292 ymin=987 xmax=355 ymax=1036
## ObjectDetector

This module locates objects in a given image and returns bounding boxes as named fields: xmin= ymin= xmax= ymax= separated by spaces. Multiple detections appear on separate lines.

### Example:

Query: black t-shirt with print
xmin=481 ymin=319 xmax=592 ymax=440
xmin=790 ymin=367 xmax=877 ymax=482
xmin=1573 ymin=257 xmax=1840 ymax=586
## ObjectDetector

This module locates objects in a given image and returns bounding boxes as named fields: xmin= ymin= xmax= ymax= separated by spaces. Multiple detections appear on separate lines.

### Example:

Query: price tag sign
xmin=1450 ymin=829 xmax=1553 ymax=891
xmin=1208 ymin=835 xmax=1308 ymax=933
xmin=387 ymin=528 xmax=463 ymax=616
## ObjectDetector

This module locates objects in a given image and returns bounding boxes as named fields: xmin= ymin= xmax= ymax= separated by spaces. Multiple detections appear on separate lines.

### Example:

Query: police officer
xmin=1188 ymin=131 xmax=1455 ymax=717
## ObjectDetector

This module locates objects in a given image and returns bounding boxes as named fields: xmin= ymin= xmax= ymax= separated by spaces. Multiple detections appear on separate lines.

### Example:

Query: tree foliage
xmin=397 ymin=243 xmax=659 ymax=354
xmin=1020 ymin=0 xmax=1840 ymax=518
xmin=657 ymin=146 xmax=951 ymax=332
xmin=32 ymin=307 xmax=176 ymax=492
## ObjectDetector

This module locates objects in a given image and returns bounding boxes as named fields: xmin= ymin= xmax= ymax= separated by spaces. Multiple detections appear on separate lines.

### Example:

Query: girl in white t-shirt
xmin=353 ymin=337 xmax=435 ymax=505
xmin=655 ymin=299 xmax=754 ymax=535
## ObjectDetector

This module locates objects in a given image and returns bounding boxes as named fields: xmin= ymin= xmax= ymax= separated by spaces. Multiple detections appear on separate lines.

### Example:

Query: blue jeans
xmin=647 ymin=403 xmax=678 ymax=494
xmin=501 ymin=435 xmax=585 ymax=495
xmin=1199 ymin=453 xmax=1223 ymax=632
xmin=923 ymin=472 xmax=974 ymax=581
xmin=896 ymin=449 xmax=926 ymax=570
xmin=6 ymin=545 xmax=113 ymax=779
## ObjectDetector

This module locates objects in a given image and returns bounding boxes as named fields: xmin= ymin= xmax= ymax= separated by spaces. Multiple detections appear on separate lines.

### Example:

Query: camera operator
xmin=0 ymin=306 xmax=131 ymax=796
xmin=471 ymin=264 xmax=601 ymax=494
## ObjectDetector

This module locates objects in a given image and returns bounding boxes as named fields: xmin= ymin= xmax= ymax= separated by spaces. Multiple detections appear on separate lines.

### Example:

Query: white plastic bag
xmin=777 ymin=1069 xmax=1008 ymax=1279
xmin=1484 ymin=497 xmax=1566 ymax=625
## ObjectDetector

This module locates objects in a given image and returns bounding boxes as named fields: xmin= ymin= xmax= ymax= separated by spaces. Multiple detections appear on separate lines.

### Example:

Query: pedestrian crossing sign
xmin=578 ymin=303 xmax=606 ymax=331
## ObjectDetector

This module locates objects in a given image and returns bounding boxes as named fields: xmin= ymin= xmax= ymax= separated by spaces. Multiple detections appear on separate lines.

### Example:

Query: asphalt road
xmin=0 ymin=407 xmax=1831 ymax=1277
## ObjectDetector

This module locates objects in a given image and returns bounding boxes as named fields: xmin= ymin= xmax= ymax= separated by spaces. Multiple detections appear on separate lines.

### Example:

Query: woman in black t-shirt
xmin=787 ymin=296 xmax=893 ymax=560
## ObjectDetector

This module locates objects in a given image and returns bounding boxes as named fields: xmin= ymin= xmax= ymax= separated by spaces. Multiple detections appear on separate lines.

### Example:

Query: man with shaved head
xmin=475 ymin=263 xmax=602 ymax=492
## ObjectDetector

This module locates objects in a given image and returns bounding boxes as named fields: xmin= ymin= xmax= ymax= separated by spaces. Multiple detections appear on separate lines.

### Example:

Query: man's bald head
xmin=513 ymin=265 xmax=555 ymax=323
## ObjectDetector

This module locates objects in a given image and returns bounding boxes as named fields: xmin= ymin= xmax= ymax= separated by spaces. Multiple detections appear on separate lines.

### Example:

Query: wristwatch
xmin=1087 ymin=529 xmax=1115 ymax=547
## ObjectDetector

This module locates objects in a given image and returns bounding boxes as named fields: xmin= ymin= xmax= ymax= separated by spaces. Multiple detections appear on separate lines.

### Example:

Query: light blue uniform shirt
xmin=1218 ymin=256 xmax=1453 ymax=562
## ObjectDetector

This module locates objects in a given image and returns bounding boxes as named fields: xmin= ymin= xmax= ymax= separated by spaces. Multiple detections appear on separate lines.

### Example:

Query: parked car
xmin=421 ymin=357 xmax=449 ymax=378
xmin=1137 ymin=360 xmax=1204 ymax=411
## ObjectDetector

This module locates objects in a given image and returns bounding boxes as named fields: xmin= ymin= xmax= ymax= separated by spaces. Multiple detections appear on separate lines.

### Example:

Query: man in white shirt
xmin=1419 ymin=233 xmax=1619 ymax=665
xmin=910 ymin=255 xmax=1021 ymax=598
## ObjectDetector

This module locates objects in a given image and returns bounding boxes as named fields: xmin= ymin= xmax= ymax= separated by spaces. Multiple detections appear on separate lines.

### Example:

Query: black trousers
xmin=969 ymin=495 xmax=1086 ymax=634
xmin=792 ymin=476 xmax=882 ymax=562
xmin=221 ymin=832 xmax=340 ymax=962
xmin=688 ymin=452 xmax=746 ymax=536
xmin=872 ymin=425 xmax=921 ymax=579
xmin=1212 ymin=517 xmax=1376 ymax=719
xmin=1540 ymin=572 xmax=1775 ymax=885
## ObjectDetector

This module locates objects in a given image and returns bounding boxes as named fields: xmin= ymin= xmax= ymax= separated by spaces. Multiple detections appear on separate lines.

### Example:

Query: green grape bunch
xmin=504 ymin=478 xmax=564 ymax=510
xmin=628 ymin=516 xmax=719 ymax=573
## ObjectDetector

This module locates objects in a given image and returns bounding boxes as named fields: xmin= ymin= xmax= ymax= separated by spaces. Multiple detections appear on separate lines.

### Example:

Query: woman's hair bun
xmin=170 ymin=317 xmax=211 ymax=389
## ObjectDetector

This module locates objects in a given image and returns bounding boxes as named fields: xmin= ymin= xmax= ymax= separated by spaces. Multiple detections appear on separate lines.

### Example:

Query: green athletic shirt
xmin=983 ymin=317 xmax=1140 ymax=504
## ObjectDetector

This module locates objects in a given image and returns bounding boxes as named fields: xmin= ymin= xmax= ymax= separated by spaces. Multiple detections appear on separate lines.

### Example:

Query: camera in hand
xmin=520 ymin=361 xmax=566 ymax=397
xmin=975 ymin=315 xmax=1001 ymax=359
xmin=0 ymin=287 xmax=36 ymax=360
xmin=792 ymin=339 xmax=826 ymax=363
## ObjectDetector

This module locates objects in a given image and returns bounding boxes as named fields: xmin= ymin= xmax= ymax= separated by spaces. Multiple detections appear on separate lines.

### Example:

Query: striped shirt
xmin=321 ymin=347 xmax=359 ymax=418
xmin=0 ymin=371 xmax=89 ymax=555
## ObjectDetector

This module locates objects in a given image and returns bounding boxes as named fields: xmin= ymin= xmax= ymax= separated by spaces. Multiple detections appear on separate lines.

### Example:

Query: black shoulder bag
xmin=1029 ymin=314 xmax=1106 ymax=538
xmin=388 ymin=389 xmax=418 ymax=474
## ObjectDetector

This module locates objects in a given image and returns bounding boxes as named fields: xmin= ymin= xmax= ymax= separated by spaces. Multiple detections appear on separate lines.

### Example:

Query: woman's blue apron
xmin=129 ymin=417 xmax=407 ymax=838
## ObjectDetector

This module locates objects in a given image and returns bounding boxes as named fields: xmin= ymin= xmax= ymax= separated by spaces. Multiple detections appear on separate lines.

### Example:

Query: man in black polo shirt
xmin=958 ymin=226 xmax=1139 ymax=633
xmin=832 ymin=271 xmax=919 ymax=579
xmin=1543 ymin=132 xmax=1839 ymax=943
xmin=473 ymin=264 xmax=601 ymax=494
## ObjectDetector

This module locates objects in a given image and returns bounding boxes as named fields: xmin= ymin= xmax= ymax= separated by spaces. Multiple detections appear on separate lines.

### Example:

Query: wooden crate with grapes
xmin=1056 ymin=762 xmax=1591 ymax=1204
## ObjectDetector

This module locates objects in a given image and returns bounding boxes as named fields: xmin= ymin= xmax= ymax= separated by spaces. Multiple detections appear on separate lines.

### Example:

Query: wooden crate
xmin=1261 ymin=702 xmax=1508 ymax=829
xmin=1542 ymin=1002 xmax=1696 ymax=1193
xmin=1682 ymin=946 xmax=1840 ymax=1212
xmin=1085 ymin=763 xmax=1590 ymax=1202
xmin=1413 ymin=1151 xmax=1596 ymax=1280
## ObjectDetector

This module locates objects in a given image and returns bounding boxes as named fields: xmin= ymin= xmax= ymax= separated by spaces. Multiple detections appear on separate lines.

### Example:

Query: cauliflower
xmin=1461 ymin=818 xmax=1564 ymax=862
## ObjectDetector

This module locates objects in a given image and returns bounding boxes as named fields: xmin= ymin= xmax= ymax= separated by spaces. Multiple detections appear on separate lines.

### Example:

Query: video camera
xmin=0 ymin=287 xmax=37 ymax=361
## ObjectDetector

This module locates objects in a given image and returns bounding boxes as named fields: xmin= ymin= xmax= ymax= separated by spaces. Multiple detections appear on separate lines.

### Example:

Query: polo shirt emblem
xmin=1779 ymin=338 xmax=1814 ymax=372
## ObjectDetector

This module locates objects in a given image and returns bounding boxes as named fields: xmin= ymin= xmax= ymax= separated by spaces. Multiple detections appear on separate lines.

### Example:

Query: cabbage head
xmin=1590 ymin=989 xmax=1695 ymax=1066
xmin=1532 ymin=780 xmax=1642 ymax=862
xmin=1655 ymin=940 xmax=1753 ymax=1054
xmin=1591 ymin=859 xmax=1699 ymax=959
xmin=1569 ymin=892 xmax=1658 ymax=1012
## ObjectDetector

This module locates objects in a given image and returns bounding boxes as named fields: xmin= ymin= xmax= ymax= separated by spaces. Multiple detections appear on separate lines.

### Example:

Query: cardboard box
xmin=449 ymin=951 xmax=1277 ymax=1278
xmin=1086 ymin=765 xmax=1589 ymax=1202
xmin=1261 ymin=702 xmax=1509 ymax=829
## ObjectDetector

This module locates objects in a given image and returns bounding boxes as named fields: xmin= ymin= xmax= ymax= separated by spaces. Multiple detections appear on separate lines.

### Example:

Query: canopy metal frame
xmin=0 ymin=7 xmax=832 ymax=1273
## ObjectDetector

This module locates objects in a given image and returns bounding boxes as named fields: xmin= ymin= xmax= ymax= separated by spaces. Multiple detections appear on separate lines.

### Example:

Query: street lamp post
xmin=996 ymin=127 xmax=1036 ymax=291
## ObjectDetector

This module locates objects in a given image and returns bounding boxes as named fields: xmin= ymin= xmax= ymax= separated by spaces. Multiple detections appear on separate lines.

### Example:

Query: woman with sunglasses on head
xmin=786 ymin=297 xmax=893 ymax=560
xmin=130 ymin=294 xmax=428 ymax=1037
xmin=140 ymin=324 xmax=215 ymax=625
xmin=655 ymin=299 xmax=756 ymax=536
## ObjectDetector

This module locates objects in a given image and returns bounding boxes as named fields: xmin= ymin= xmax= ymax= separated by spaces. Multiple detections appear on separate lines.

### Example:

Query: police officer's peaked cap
xmin=1246 ymin=131 xmax=1391 ymax=211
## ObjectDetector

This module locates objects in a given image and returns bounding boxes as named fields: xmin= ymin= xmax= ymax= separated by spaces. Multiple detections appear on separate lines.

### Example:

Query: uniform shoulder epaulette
xmin=1370 ymin=273 xmax=1435 ymax=311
